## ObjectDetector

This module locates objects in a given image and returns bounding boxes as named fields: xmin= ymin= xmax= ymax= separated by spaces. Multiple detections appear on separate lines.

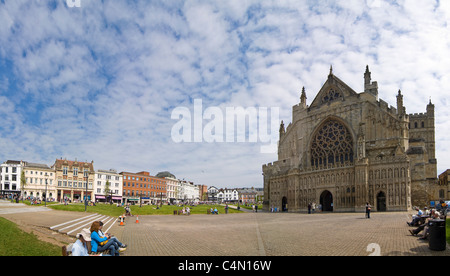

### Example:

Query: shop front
xmin=95 ymin=194 xmax=123 ymax=204
xmin=58 ymin=190 xmax=92 ymax=203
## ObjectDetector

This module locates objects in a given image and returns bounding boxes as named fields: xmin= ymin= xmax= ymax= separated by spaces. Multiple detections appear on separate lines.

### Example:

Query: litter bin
xmin=428 ymin=219 xmax=446 ymax=251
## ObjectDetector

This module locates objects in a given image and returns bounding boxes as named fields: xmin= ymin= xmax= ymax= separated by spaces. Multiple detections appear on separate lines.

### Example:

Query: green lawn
xmin=0 ymin=217 xmax=61 ymax=256
xmin=230 ymin=203 xmax=262 ymax=211
xmin=20 ymin=200 xmax=59 ymax=206
xmin=49 ymin=203 xmax=242 ymax=217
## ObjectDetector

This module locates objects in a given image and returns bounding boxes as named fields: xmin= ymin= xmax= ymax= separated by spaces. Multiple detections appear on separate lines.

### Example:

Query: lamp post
xmin=159 ymin=192 xmax=165 ymax=208
xmin=44 ymin=172 xmax=48 ymax=207
xmin=85 ymin=176 xmax=88 ymax=212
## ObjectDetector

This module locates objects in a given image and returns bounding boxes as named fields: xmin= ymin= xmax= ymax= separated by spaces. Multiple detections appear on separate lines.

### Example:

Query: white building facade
xmin=0 ymin=160 xmax=26 ymax=198
xmin=207 ymin=186 xmax=219 ymax=202
xmin=178 ymin=180 xmax=199 ymax=203
xmin=94 ymin=169 xmax=123 ymax=203
xmin=165 ymin=176 xmax=179 ymax=204
xmin=217 ymin=188 xmax=239 ymax=203
xmin=23 ymin=163 xmax=57 ymax=202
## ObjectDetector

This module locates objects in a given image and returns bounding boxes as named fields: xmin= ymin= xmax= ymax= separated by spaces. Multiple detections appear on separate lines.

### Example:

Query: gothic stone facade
xmin=263 ymin=66 xmax=438 ymax=212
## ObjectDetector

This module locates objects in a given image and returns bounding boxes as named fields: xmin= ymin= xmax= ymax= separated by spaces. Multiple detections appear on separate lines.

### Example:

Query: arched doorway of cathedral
xmin=282 ymin=197 xmax=288 ymax=212
xmin=320 ymin=190 xmax=333 ymax=212
xmin=377 ymin=191 xmax=387 ymax=212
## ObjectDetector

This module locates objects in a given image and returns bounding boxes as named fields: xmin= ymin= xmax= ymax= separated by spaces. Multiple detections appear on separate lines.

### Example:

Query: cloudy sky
xmin=0 ymin=0 xmax=449 ymax=188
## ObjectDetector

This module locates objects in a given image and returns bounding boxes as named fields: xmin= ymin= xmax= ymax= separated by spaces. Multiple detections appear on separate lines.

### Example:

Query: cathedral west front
xmin=263 ymin=66 xmax=439 ymax=213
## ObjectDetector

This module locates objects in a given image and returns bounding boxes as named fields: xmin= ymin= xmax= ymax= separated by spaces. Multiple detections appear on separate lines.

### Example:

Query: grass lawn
xmin=20 ymin=200 xmax=59 ymax=206
xmin=49 ymin=203 xmax=242 ymax=217
xmin=231 ymin=204 xmax=262 ymax=211
xmin=0 ymin=217 xmax=61 ymax=256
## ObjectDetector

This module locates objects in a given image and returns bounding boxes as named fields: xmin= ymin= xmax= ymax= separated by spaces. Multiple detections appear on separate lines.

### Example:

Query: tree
xmin=20 ymin=170 xmax=26 ymax=203
xmin=104 ymin=180 xmax=111 ymax=205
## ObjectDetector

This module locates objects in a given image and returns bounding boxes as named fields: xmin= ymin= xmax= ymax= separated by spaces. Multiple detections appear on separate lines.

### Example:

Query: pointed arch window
xmin=310 ymin=119 xmax=354 ymax=167
xmin=322 ymin=88 xmax=342 ymax=104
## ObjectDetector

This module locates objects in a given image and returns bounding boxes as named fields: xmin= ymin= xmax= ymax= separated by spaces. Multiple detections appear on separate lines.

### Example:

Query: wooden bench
xmin=63 ymin=242 xmax=115 ymax=256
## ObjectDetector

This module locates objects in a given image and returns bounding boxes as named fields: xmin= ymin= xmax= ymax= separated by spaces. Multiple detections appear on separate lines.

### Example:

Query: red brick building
xmin=121 ymin=171 xmax=167 ymax=205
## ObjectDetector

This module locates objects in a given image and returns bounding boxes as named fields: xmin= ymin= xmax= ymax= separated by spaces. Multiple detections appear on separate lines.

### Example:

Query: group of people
xmin=307 ymin=202 xmax=321 ymax=214
xmin=72 ymin=221 xmax=127 ymax=256
xmin=181 ymin=206 xmax=191 ymax=215
xmin=407 ymin=206 xmax=446 ymax=240
xmin=124 ymin=204 xmax=133 ymax=216
xmin=210 ymin=207 xmax=219 ymax=214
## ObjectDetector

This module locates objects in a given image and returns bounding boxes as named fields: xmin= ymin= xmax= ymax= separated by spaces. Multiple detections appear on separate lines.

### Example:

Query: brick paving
xmin=116 ymin=211 xmax=450 ymax=256
xmin=1 ymin=200 xmax=449 ymax=256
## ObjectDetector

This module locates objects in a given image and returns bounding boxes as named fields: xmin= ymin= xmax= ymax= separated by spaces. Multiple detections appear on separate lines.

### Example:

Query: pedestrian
xmin=98 ymin=221 xmax=127 ymax=252
xmin=308 ymin=203 xmax=311 ymax=214
xmin=90 ymin=221 xmax=119 ymax=256
xmin=365 ymin=202 xmax=372 ymax=219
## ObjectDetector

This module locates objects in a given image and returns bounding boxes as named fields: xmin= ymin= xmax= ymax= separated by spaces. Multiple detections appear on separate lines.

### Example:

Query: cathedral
xmin=262 ymin=66 xmax=438 ymax=212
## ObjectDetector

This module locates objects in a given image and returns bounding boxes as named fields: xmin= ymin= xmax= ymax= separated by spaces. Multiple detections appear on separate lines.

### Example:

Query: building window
xmin=311 ymin=119 xmax=354 ymax=167
xmin=322 ymin=88 xmax=342 ymax=104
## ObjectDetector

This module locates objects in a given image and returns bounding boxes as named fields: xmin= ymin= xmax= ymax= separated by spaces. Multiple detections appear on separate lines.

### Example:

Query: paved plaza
xmin=0 ymin=200 xmax=449 ymax=256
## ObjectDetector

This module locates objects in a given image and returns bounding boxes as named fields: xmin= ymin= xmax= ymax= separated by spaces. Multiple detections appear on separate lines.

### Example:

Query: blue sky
xmin=0 ymin=0 xmax=449 ymax=188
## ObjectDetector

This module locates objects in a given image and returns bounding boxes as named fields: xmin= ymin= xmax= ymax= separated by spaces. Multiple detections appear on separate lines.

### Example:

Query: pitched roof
xmin=52 ymin=159 xmax=94 ymax=171
xmin=309 ymin=71 xmax=358 ymax=109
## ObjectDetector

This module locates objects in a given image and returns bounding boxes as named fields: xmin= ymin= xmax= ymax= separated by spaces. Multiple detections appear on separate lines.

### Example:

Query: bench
xmin=62 ymin=242 xmax=111 ymax=256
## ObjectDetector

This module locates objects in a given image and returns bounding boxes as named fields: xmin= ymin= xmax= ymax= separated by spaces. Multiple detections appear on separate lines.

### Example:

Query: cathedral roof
xmin=309 ymin=68 xmax=359 ymax=109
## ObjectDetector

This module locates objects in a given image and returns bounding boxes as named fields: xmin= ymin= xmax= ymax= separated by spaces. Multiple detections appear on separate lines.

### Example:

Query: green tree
xmin=104 ymin=180 xmax=111 ymax=205
xmin=20 ymin=170 xmax=26 ymax=203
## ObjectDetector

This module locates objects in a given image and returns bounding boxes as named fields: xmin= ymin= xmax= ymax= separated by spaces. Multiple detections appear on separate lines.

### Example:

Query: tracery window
xmin=310 ymin=119 xmax=354 ymax=167
xmin=322 ymin=88 xmax=342 ymax=103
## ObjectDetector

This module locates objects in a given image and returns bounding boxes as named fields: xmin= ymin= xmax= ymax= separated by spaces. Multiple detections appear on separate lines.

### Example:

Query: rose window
xmin=310 ymin=120 xmax=354 ymax=167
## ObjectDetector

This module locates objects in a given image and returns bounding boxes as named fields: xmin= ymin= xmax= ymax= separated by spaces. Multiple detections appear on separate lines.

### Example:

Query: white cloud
xmin=0 ymin=0 xmax=449 ymax=187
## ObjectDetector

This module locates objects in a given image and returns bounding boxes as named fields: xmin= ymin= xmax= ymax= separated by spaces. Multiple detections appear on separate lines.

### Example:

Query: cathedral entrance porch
xmin=282 ymin=197 xmax=288 ymax=212
xmin=320 ymin=190 xmax=333 ymax=212
xmin=377 ymin=191 xmax=387 ymax=212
